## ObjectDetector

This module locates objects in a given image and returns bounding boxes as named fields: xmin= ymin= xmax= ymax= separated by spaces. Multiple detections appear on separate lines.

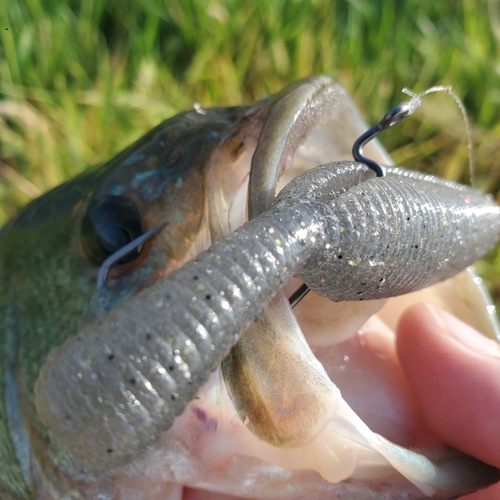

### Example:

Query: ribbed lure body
xmin=34 ymin=162 xmax=500 ymax=471
xmin=34 ymin=191 xmax=314 ymax=470
xmin=286 ymin=164 xmax=500 ymax=300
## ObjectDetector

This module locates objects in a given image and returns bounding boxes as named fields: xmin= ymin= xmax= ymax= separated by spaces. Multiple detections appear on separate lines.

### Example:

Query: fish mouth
xmin=33 ymin=77 xmax=499 ymax=499
xmin=108 ymin=271 xmax=498 ymax=500
xmin=109 ymin=78 xmax=499 ymax=499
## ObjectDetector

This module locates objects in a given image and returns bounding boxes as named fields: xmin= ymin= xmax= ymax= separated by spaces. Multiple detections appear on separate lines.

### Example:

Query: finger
xmin=396 ymin=303 xmax=500 ymax=468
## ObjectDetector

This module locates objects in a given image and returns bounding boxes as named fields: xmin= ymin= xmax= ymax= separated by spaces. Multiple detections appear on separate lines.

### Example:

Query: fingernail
xmin=426 ymin=304 xmax=500 ymax=357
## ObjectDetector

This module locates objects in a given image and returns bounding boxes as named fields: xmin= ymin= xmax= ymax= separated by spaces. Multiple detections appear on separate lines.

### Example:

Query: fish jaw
xmin=3 ymin=76 xmax=499 ymax=500
xmin=70 ymin=277 xmax=496 ymax=500
xmin=41 ymin=80 xmax=500 ymax=497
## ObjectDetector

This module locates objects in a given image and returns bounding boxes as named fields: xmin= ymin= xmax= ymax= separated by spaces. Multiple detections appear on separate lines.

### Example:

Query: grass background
xmin=1 ymin=0 xmax=500 ymax=302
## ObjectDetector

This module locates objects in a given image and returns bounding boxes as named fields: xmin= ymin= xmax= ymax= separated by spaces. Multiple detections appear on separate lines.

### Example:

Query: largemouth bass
xmin=1 ymin=76 xmax=499 ymax=500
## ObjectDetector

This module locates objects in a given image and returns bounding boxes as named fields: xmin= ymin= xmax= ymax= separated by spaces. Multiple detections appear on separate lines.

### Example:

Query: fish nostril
xmin=162 ymin=146 xmax=183 ymax=169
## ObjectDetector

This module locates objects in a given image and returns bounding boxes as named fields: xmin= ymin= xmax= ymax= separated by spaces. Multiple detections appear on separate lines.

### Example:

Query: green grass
xmin=1 ymin=0 xmax=500 ymax=302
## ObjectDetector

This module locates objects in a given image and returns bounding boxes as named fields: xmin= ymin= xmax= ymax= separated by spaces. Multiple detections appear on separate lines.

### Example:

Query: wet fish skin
xmin=0 ymin=75 xmax=498 ymax=500
xmin=0 ymin=104 xmax=269 ymax=499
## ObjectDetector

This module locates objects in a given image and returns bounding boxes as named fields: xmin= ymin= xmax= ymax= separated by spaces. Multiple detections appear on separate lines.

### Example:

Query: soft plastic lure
xmin=35 ymin=162 xmax=500 ymax=471
xmin=3 ymin=76 xmax=499 ymax=500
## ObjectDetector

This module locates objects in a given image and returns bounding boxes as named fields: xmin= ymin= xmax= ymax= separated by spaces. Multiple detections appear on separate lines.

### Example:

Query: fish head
xmin=1 ymin=103 xmax=271 ymax=310
xmin=78 ymin=103 xmax=271 ymax=310
xmin=0 ymin=100 xmax=272 ymax=499
xmin=1 ymin=76 xmax=498 ymax=500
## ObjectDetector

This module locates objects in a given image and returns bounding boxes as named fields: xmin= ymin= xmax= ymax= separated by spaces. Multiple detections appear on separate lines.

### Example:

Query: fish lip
xmin=26 ymin=78 xmax=500 ymax=500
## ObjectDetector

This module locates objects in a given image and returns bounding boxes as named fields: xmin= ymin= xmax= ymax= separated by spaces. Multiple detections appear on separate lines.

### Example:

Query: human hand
xmin=397 ymin=304 xmax=500 ymax=500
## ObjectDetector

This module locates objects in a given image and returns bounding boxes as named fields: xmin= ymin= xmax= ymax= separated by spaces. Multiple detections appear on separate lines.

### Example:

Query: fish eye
xmin=81 ymin=196 xmax=144 ymax=266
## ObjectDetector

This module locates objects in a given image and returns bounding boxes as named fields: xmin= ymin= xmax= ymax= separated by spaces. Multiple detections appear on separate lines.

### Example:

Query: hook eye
xmin=352 ymin=95 xmax=422 ymax=177
xmin=379 ymin=101 xmax=414 ymax=129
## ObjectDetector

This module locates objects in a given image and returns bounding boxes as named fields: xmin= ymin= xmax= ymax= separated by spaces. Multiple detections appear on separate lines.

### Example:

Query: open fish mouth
xmin=9 ymin=76 xmax=500 ymax=500
xmin=115 ymin=273 xmax=499 ymax=500
xmin=112 ymin=78 xmax=499 ymax=500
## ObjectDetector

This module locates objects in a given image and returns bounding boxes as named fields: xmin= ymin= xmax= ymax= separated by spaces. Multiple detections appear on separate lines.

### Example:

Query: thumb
xmin=396 ymin=303 xmax=500 ymax=469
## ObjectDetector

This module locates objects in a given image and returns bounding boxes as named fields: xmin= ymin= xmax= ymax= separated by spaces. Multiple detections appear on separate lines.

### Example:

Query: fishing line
xmin=291 ymin=85 xmax=475 ymax=308
xmin=352 ymin=85 xmax=475 ymax=184
xmin=401 ymin=85 xmax=475 ymax=187
xmin=97 ymin=222 xmax=166 ymax=288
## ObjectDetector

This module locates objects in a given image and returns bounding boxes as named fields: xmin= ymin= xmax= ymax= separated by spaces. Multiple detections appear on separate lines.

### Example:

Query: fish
xmin=0 ymin=75 xmax=499 ymax=500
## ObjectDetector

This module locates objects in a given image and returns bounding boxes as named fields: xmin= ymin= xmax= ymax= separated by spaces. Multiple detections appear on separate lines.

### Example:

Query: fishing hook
xmin=351 ymin=85 xmax=464 ymax=179
xmin=97 ymin=222 xmax=166 ymax=289
xmin=288 ymin=283 xmax=310 ymax=308
xmin=352 ymin=95 xmax=423 ymax=177
xmin=289 ymin=90 xmax=425 ymax=308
